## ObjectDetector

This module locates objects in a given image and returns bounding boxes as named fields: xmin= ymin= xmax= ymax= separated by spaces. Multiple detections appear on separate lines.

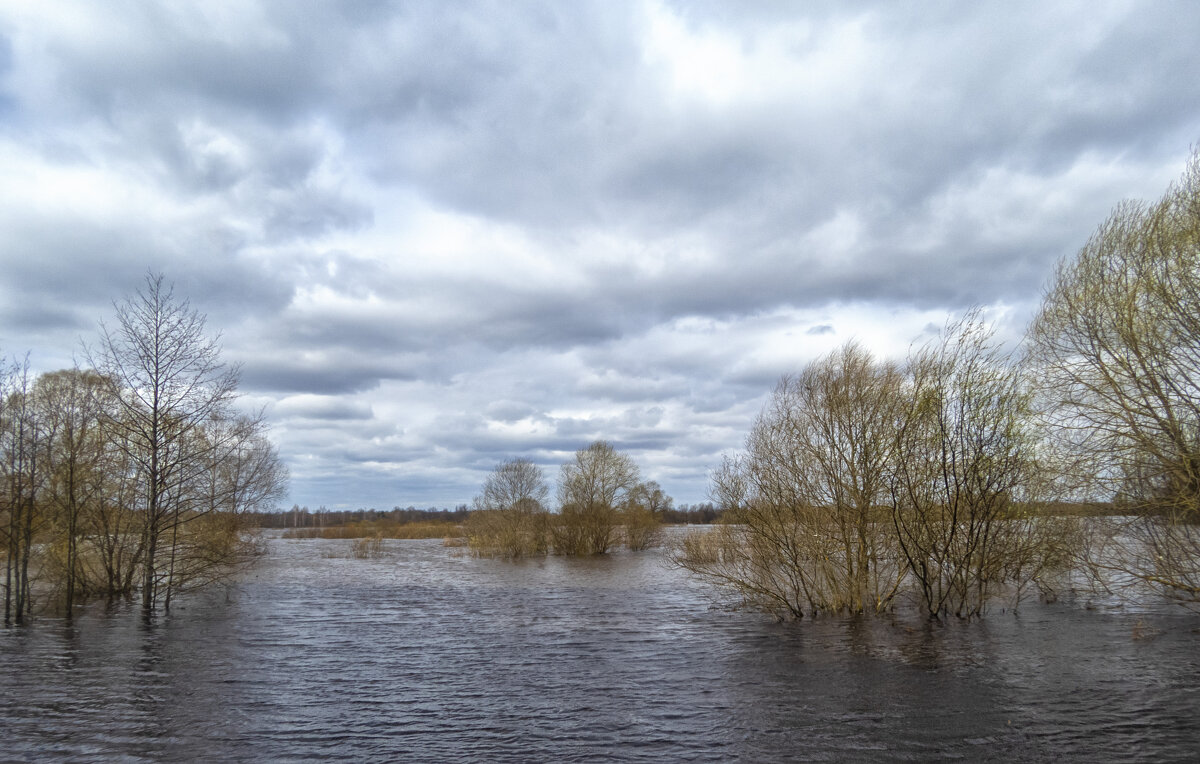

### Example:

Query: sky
xmin=1 ymin=1 xmax=1199 ymax=510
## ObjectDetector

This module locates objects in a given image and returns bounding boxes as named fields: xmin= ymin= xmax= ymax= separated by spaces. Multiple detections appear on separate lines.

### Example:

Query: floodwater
xmin=3 ymin=535 xmax=1200 ymax=762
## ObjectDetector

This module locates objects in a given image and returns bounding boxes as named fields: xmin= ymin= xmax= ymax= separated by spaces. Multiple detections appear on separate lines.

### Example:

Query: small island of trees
xmin=463 ymin=443 xmax=677 ymax=558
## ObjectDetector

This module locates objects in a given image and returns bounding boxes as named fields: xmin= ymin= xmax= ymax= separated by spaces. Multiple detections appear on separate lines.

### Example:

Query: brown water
xmin=3 ymin=535 xmax=1200 ymax=762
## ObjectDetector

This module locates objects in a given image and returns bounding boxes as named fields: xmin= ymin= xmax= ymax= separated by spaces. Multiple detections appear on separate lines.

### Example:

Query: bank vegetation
xmin=673 ymin=148 xmax=1200 ymax=620
xmin=2 ymin=274 xmax=287 ymax=622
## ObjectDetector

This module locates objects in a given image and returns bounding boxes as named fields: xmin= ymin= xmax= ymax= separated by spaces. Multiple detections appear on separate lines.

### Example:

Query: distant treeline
xmin=253 ymin=501 xmax=725 ymax=529
xmin=254 ymin=505 xmax=470 ymax=529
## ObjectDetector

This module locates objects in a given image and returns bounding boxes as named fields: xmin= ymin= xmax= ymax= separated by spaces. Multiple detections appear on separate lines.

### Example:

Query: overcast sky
xmin=2 ymin=2 xmax=1198 ymax=510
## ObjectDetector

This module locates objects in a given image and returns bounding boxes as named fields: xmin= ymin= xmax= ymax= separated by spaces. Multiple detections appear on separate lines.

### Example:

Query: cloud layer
xmin=2 ymin=1 xmax=1198 ymax=508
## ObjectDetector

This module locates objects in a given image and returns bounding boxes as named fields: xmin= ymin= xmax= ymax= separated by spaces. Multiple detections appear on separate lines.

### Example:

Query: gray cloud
xmin=238 ymin=354 xmax=415 ymax=395
xmin=273 ymin=396 xmax=374 ymax=422
xmin=2 ymin=1 xmax=1198 ymax=508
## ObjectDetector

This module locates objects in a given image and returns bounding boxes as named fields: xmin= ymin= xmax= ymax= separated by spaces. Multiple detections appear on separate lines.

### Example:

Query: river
xmin=3 ymin=534 xmax=1199 ymax=762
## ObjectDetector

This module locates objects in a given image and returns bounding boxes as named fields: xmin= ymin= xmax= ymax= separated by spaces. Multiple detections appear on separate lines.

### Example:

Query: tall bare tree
xmin=0 ymin=356 xmax=16 ymax=623
xmin=1 ymin=357 xmax=45 ymax=624
xmin=1029 ymin=149 xmax=1200 ymax=601
xmin=891 ymin=313 xmax=1051 ymax=619
xmin=90 ymin=273 xmax=240 ymax=612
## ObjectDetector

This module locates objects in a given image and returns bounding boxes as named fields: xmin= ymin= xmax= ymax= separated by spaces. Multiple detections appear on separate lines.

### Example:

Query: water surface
xmin=3 ymin=535 xmax=1199 ymax=761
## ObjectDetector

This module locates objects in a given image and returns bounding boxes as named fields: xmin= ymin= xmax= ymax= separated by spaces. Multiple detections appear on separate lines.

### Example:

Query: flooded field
xmin=3 ymin=534 xmax=1200 ymax=761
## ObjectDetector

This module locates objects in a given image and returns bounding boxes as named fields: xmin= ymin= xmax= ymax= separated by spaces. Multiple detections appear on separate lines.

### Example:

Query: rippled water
xmin=3 ymin=534 xmax=1200 ymax=762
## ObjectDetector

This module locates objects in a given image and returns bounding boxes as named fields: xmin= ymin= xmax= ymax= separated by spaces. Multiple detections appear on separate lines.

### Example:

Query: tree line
xmin=673 ymin=148 xmax=1200 ymax=620
xmin=254 ymin=500 xmax=720 ymax=532
xmin=2 ymin=274 xmax=287 ymax=622
xmin=264 ymin=447 xmax=720 ymax=555
xmin=254 ymin=505 xmax=471 ymax=529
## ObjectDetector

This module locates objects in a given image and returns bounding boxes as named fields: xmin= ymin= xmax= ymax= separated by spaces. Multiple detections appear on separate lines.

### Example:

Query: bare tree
xmin=161 ymin=415 xmax=287 ymax=606
xmin=708 ymin=453 xmax=750 ymax=513
xmin=672 ymin=342 xmax=906 ymax=617
xmin=782 ymin=342 xmax=907 ymax=611
xmin=1 ymin=357 xmax=46 ymax=624
xmin=466 ymin=458 xmax=550 ymax=558
xmin=638 ymin=481 xmax=673 ymax=516
xmin=90 ymin=273 xmax=240 ymax=612
xmin=1028 ymin=149 xmax=1200 ymax=602
xmin=891 ymin=313 xmax=1056 ymax=619
xmin=621 ymin=481 xmax=671 ymax=551
xmin=555 ymin=441 xmax=640 ymax=555
xmin=33 ymin=369 xmax=113 ymax=613
xmin=675 ymin=325 xmax=1070 ymax=620
xmin=477 ymin=458 xmax=549 ymax=513
xmin=83 ymin=420 xmax=146 ymax=599
xmin=0 ymin=356 xmax=16 ymax=623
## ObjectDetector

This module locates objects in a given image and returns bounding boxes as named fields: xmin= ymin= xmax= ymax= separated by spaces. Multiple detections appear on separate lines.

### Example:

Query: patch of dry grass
xmin=283 ymin=520 xmax=464 ymax=540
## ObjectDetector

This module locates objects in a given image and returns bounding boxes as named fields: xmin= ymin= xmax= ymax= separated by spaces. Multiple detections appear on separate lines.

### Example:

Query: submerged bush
xmin=622 ymin=505 xmax=662 ymax=551
xmin=1029 ymin=149 xmax=1200 ymax=605
xmin=351 ymin=535 xmax=385 ymax=559
xmin=465 ymin=504 xmax=549 ymax=559
xmin=465 ymin=459 xmax=552 ymax=558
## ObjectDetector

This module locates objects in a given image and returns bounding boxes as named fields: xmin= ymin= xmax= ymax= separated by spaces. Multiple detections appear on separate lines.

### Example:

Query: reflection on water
xmin=3 ymin=535 xmax=1200 ymax=762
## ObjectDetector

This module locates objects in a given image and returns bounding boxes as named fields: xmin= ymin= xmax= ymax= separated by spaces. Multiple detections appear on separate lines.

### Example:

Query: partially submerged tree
xmin=672 ymin=343 xmax=907 ymax=617
xmin=83 ymin=422 xmax=146 ymax=599
xmin=161 ymin=415 xmax=286 ymax=606
xmin=554 ymin=441 xmax=640 ymax=555
xmin=675 ymin=325 xmax=1072 ymax=620
xmin=466 ymin=458 xmax=550 ymax=558
xmin=90 ymin=273 xmax=250 ymax=612
xmin=469 ymin=449 xmax=668 ymax=557
xmin=2 ymin=359 xmax=46 ymax=624
xmin=33 ymin=368 xmax=114 ymax=612
xmin=621 ymin=480 xmax=670 ymax=551
xmin=1029 ymin=149 xmax=1200 ymax=602
xmin=778 ymin=342 xmax=907 ymax=612
xmin=891 ymin=314 xmax=1058 ymax=619
xmin=0 ymin=275 xmax=286 ymax=618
